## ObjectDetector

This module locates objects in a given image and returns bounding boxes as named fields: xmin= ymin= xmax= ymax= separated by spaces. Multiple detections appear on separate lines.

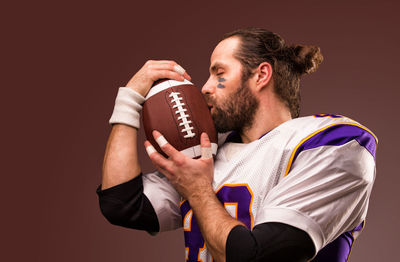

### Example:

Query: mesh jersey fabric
xmin=142 ymin=114 xmax=377 ymax=261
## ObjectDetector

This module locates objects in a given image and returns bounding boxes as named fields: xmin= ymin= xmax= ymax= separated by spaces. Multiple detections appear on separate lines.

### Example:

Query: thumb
xmin=200 ymin=132 xmax=212 ymax=159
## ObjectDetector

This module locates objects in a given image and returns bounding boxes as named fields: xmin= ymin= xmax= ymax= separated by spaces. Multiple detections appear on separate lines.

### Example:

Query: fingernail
xmin=202 ymin=132 xmax=209 ymax=140
xmin=156 ymin=135 xmax=168 ymax=147
xmin=146 ymin=145 xmax=157 ymax=156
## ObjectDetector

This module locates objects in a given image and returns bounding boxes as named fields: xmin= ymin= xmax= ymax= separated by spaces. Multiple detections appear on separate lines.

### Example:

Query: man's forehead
xmin=211 ymin=37 xmax=239 ymax=59
xmin=209 ymin=37 xmax=240 ymax=71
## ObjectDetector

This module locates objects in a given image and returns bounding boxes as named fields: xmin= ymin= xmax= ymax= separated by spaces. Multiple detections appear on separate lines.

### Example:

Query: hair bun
xmin=290 ymin=44 xmax=323 ymax=74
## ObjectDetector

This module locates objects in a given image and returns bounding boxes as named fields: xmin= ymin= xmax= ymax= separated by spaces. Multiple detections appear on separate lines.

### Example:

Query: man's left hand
xmin=145 ymin=130 xmax=214 ymax=201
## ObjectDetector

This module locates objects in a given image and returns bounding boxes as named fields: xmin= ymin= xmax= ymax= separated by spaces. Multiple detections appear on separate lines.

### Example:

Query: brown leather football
xmin=142 ymin=79 xmax=218 ymax=158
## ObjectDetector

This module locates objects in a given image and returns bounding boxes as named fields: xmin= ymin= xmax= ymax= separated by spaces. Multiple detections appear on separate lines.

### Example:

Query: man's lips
xmin=204 ymin=95 xmax=215 ymax=112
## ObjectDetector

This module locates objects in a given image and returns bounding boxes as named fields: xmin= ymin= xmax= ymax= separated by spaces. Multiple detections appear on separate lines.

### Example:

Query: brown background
xmin=2 ymin=0 xmax=399 ymax=261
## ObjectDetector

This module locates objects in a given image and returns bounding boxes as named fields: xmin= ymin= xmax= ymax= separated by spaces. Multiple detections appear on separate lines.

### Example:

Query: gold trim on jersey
xmin=284 ymin=122 xmax=378 ymax=177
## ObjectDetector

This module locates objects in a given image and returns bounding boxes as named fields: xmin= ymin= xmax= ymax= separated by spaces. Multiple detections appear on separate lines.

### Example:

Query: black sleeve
xmin=96 ymin=174 xmax=159 ymax=233
xmin=226 ymin=222 xmax=315 ymax=262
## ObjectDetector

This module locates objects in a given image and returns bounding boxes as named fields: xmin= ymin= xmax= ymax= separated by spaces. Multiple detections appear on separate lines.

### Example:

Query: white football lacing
xmin=169 ymin=92 xmax=195 ymax=138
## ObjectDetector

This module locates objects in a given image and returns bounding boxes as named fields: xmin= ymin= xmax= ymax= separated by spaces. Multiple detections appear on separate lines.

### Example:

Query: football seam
xmin=168 ymin=88 xmax=196 ymax=139
xmin=177 ymin=87 xmax=200 ymax=142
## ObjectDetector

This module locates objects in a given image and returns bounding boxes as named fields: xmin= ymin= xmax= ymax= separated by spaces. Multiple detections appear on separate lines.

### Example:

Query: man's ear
xmin=255 ymin=62 xmax=273 ymax=91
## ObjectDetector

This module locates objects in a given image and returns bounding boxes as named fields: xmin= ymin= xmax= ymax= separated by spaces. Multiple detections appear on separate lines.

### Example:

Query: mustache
xmin=203 ymin=94 xmax=215 ymax=105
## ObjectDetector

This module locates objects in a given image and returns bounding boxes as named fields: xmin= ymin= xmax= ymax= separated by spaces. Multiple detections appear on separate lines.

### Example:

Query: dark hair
xmin=222 ymin=28 xmax=323 ymax=118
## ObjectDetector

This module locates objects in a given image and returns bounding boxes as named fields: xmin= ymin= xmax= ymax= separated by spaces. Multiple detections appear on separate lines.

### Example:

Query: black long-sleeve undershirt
xmin=226 ymin=223 xmax=314 ymax=261
xmin=96 ymin=174 xmax=159 ymax=232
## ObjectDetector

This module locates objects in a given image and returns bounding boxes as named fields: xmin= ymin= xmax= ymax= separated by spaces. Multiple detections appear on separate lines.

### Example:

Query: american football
xmin=142 ymin=79 xmax=218 ymax=158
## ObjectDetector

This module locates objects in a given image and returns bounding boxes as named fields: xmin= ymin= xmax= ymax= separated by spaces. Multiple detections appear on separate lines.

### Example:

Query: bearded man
xmin=97 ymin=28 xmax=377 ymax=262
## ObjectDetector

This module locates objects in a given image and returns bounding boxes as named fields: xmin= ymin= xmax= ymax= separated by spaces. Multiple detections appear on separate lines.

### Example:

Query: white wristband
xmin=109 ymin=87 xmax=146 ymax=129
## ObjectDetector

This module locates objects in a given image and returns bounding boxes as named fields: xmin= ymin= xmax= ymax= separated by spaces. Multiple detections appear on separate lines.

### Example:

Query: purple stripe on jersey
xmin=352 ymin=221 xmax=364 ymax=232
xmin=312 ymin=221 xmax=364 ymax=262
xmin=292 ymin=124 xmax=377 ymax=166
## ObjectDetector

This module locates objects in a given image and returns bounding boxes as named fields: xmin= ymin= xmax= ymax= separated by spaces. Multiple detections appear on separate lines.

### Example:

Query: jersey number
xmin=180 ymin=184 xmax=253 ymax=261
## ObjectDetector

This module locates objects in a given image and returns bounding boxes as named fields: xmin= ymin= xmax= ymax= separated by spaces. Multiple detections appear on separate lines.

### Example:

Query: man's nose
xmin=201 ymin=77 xmax=215 ymax=95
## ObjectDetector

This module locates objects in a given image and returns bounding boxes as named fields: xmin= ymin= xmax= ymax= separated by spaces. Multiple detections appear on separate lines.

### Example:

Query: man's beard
xmin=206 ymin=80 xmax=259 ymax=134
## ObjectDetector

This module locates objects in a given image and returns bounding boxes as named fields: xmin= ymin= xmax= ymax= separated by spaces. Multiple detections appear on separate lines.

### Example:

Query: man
xmin=97 ymin=28 xmax=377 ymax=261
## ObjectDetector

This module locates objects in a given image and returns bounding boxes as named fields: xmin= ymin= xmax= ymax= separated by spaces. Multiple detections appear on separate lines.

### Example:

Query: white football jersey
xmin=142 ymin=114 xmax=377 ymax=261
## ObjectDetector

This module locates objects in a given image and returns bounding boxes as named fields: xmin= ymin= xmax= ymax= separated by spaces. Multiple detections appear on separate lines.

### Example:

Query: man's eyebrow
xmin=209 ymin=62 xmax=226 ymax=73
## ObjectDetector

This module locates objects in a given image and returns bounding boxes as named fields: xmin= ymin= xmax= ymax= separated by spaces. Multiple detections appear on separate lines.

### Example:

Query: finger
xmin=144 ymin=140 xmax=174 ymax=173
xmin=173 ymin=64 xmax=186 ymax=75
xmin=150 ymin=69 xmax=185 ymax=82
xmin=144 ymin=60 xmax=176 ymax=67
xmin=146 ymin=61 xmax=192 ymax=81
xmin=148 ymin=64 xmax=191 ymax=81
xmin=173 ymin=65 xmax=192 ymax=81
xmin=144 ymin=141 xmax=157 ymax=156
xmin=150 ymin=158 xmax=174 ymax=180
xmin=152 ymin=130 xmax=181 ymax=157
xmin=147 ymin=60 xmax=179 ymax=65
xmin=148 ymin=63 xmax=179 ymax=71
xmin=183 ymin=71 xmax=192 ymax=81
xmin=200 ymin=132 xmax=212 ymax=159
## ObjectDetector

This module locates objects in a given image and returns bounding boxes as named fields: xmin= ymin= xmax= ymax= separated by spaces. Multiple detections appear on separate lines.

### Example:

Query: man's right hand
xmin=126 ymin=60 xmax=192 ymax=97
xmin=101 ymin=60 xmax=191 ymax=190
